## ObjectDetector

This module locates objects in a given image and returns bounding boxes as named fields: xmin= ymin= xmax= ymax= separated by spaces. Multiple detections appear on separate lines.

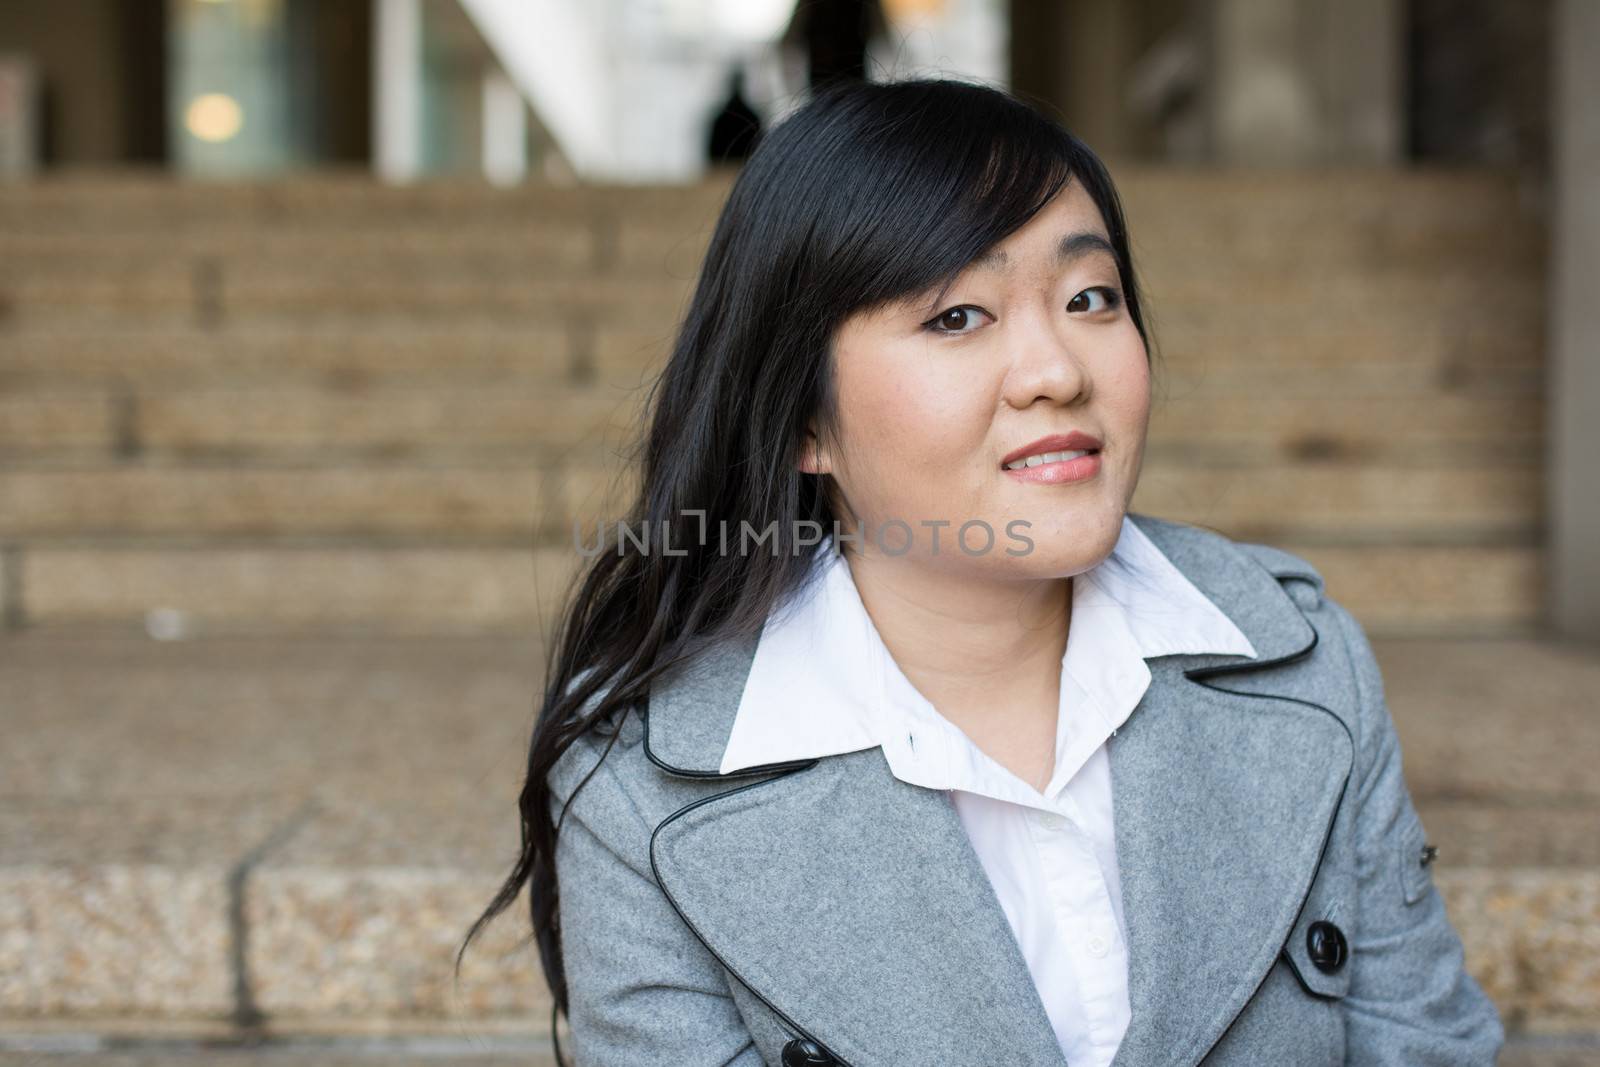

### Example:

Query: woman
xmin=458 ymin=78 xmax=1505 ymax=1065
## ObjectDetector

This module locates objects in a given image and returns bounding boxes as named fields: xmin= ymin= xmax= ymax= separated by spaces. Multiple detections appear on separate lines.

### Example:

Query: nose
xmin=1000 ymin=310 xmax=1090 ymax=410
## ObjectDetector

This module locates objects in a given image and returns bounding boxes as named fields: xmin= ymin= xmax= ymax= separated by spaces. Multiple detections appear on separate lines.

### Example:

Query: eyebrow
xmin=971 ymin=230 xmax=1116 ymax=273
xmin=915 ymin=230 xmax=1118 ymax=316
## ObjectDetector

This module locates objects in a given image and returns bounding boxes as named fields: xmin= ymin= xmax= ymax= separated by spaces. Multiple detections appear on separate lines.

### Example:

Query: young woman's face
xmin=803 ymin=180 xmax=1151 ymax=578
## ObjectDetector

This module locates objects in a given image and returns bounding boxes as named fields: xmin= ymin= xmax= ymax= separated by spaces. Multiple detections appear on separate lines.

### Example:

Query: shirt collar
xmin=718 ymin=513 xmax=1259 ymax=777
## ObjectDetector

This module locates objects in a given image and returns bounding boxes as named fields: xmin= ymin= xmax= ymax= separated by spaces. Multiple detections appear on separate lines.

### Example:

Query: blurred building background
xmin=0 ymin=1 xmax=1596 ymax=1064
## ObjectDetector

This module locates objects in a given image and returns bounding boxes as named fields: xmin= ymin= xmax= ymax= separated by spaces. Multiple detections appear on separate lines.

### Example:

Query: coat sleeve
xmin=1324 ymin=598 xmax=1506 ymax=1064
xmin=548 ymin=732 xmax=769 ymax=1067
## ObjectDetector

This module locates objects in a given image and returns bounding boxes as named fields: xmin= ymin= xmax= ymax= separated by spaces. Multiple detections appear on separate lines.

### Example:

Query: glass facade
xmin=419 ymin=0 xmax=501 ymax=175
xmin=168 ymin=0 xmax=312 ymax=175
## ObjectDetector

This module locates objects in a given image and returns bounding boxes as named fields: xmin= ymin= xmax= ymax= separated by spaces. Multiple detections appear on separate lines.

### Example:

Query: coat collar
xmin=641 ymin=512 xmax=1352 ymax=1066
xmin=716 ymin=512 xmax=1261 ymax=783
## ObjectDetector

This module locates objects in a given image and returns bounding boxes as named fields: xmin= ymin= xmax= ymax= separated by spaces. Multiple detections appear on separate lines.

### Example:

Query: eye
xmin=1068 ymin=286 xmax=1123 ymax=314
xmin=921 ymin=304 xmax=992 ymax=336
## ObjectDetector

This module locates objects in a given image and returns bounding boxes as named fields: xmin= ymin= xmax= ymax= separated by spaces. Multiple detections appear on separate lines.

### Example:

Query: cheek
xmin=1100 ymin=344 xmax=1152 ymax=488
xmin=1097 ymin=337 xmax=1152 ymax=426
xmin=836 ymin=353 xmax=993 ymax=506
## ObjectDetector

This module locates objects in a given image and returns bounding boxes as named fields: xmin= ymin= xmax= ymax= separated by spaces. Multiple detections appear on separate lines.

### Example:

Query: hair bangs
xmin=810 ymin=79 xmax=1083 ymax=321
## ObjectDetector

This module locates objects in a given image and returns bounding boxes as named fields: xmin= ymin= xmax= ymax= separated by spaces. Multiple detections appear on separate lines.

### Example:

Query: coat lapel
xmin=642 ymin=513 xmax=1354 ymax=1067
xmin=1103 ymin=516 xmax=1355 ymax=1066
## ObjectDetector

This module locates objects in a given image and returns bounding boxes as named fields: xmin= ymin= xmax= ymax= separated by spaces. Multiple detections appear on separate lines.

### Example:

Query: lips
xmin=1000 ymin=431 xmax=1103 ymax=468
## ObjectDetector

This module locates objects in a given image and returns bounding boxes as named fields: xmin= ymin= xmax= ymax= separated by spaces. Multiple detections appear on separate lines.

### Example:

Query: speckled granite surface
xmin=2 ymin=630 xmax=1597 ymax=1043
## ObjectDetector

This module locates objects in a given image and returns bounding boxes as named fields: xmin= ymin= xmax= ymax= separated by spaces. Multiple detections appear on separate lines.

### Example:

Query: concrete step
xmin=0 ymin=498 xmax=1541 ymax=635
xmin=0 ymin=222 xmax=1542 ymax=285
xmin=0 ymin=318 xmax=1541 ymax=395
xmin=0 ymin=458 xmax=1545 ymax=630
xmin=0 ymin=226 xmax=1544 ymax=287
xmin=0 ymin=328 xmax=580 ymax=390
xmin=0 ymin=170 xmax=739 ymax=227
xmin=0 ymin=536 xmax=1542 ymax=637
xmin=3 ymin=544 xmax=582 ymax=635
xmin=0 ymin=171 xmax=1545 ymax=336
xmin=0 ymin=457 xmax=1539 ymax=538
xmin=0 ymin=167 xmax=1549 ymax=638
xmin=0 ymin=265 xmax=1541 ymax=326
xmin=0 ymin=225 xmax=602 ymax=269
xmin=1124 ymin=168 xmax=1542 ymax=258
xmin=0 ymin=168 xmax=1538 ymax=252
xmin=0 ymin=633 xmax=548 ymax=1033
xmin=0 ymin=631 xmax=1594 ymax=1043
xmin=1497 ymin=1042 xmax=1600 ymax=1067
xmin=0 ymin=276 xmax=695 ymax=330
xmin=590 ymin=316 xmax=1544 ymax=392
xmin=0 ymin=378 xmax=1542 ymax=463
xmin=0 ymin=386 xmax=645 ymax=461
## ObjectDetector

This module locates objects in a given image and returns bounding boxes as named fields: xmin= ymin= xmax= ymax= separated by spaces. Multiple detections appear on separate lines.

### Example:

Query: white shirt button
xmin=1032 ymin=810 xmax=1068 ymax=831
xmin=1087 ymin=934 xmax=1109 ymax=958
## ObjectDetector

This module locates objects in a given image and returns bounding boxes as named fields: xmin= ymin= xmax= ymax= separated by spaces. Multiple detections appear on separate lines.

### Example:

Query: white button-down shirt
xmin=718 ymin=514 xmax=1258 ymax=1065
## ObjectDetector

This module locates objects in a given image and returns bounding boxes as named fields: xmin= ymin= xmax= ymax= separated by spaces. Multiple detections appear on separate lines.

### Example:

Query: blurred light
xmin=709 ymin=0 xmax=795 ymax=41
xmin=185 ymin=93 xmax=245 ymax=142
xmin=145 ymin=608 xmax=192 ymax=641
xmin=885 ymin=0 xmax=945 ymax=20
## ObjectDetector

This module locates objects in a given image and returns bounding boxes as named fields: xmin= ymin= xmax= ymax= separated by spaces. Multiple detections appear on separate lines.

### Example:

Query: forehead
xmin=973 ymin=181 xmax=1113 ymax=272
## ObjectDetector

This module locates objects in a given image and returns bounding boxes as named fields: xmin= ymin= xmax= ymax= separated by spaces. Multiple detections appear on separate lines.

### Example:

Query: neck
xmin=841 ymin=546 xmax=1074 ymax=719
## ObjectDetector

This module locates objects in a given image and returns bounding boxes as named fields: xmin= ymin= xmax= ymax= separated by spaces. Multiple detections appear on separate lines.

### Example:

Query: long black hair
xmin=455 ymin=75 xmax=1161 ymax=1060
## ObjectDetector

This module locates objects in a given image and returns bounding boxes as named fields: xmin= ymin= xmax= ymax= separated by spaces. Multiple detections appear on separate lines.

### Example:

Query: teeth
xmin=1005 ymin=449 xmax=1092 ymax=471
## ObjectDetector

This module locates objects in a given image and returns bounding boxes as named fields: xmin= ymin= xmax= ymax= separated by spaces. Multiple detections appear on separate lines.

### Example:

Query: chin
xmin=1003 ymin=501 xmax=1124 ymax=555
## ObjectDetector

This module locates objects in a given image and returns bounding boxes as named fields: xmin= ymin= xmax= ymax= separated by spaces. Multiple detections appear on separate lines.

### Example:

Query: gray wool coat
xmin=545 ymin=511 xmax=1506 ymax=1066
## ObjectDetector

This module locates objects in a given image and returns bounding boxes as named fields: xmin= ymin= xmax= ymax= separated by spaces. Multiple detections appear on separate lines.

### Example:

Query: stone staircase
xmin=1 ymin=169 xmax=1595 ymax=1064
xmin=0 ymin=167 xmax=1549 ymax=637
